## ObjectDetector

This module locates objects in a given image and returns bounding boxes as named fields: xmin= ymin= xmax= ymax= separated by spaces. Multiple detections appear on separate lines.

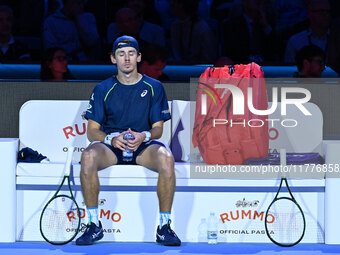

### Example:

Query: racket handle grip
xmin=64 ymin=146 xmax=74 ymax=176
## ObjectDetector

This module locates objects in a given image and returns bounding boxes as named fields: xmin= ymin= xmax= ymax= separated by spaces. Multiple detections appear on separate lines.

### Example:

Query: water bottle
xmin=123 ymin=132 xmax=134 ymax=162
xmin=198 ymin=218 xmax=208 ymax=242
xmin=207 ymin=212 xmax=218 ymax=244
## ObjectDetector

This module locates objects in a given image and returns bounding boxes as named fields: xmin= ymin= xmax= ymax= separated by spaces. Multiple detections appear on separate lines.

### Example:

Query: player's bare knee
xmin=157 ymin=149 xmax=175 ymax=176
xmin=81 ymin=147 xmax=99 ymax=171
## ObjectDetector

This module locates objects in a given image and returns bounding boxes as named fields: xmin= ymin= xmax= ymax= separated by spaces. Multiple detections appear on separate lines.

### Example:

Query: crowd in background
xmin=0 ymin=0 xmax=339 ymax=79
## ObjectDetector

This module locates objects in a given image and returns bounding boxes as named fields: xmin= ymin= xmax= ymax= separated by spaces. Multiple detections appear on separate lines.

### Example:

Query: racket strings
xmin=266 ymin=199 xmax=304 ymax=245
xmin=41 ymin=196 xmax=80 ymax=243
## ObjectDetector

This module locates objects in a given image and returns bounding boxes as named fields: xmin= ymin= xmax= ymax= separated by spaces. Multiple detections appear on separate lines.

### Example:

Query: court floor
xmin=0 ymin=242 xmax=340 ymax=255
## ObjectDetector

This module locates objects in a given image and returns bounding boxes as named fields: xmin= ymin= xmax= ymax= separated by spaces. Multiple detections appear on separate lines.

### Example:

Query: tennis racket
xmin=264 ymin=149 xmax=306 ymax=247
xmin=40 ymin=146 xmax=81 ymax=245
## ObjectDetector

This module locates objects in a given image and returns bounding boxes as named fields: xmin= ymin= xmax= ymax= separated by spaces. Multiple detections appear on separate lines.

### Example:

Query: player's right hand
xmin=111 ymin=131 xmax=129 ymax=151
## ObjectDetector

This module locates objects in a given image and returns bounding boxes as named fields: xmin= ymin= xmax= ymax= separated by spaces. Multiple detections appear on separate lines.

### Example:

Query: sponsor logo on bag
xmin=201 ymin=84 xmax=311 ymax=128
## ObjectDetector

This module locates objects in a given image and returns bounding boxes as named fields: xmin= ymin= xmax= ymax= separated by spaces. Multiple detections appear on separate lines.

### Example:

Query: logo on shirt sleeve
xmin=141 ymin=90 xmax=148 ymax=97
xmin=86 ymin=103 xmax=92 ymax=113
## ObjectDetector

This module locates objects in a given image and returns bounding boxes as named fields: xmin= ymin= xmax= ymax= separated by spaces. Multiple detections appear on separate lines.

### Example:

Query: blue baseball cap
xmin=112 ymin=35 xmax=140 ymax=53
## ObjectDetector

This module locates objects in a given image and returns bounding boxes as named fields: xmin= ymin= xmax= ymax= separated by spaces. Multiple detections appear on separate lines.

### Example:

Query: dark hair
xmin=40 ymin=47 xmax=74 ymax=81
xmin=141 ymin=43 xmax=168 ymax=64
xmin=296 ymin=45 xmax=326 ymax=71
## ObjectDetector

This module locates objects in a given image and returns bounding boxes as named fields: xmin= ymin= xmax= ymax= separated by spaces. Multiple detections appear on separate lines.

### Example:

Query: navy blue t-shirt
xmin=85 ymin=75 xmax=171 ymax=134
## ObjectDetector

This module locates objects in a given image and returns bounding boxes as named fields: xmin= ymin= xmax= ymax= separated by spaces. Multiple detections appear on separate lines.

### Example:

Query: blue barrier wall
xmin=0 ymin=64 xmax=338 ymax=81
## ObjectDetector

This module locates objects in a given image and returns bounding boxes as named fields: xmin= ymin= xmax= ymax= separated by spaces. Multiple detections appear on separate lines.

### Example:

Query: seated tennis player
xmin=76 ymin=35 xmax=181 ymax=246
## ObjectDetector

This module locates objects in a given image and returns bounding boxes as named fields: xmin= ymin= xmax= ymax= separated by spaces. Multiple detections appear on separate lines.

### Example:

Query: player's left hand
xmin=126 ymin=128 xmax=146 ymax=151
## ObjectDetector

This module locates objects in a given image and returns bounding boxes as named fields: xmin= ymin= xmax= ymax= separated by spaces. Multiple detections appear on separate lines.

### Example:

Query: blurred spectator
xmin=17 ymin=0 xmax=61 ymax=37
xmin=271 ymin=0 xmax=308 ymax=33
xmin=221 ymin=0 xmax=276 ymax=64
xmin=210 ymin=0 xmax=235 ymax=23
xmin=139 ymin=43 xmax=169 ymax=81
xmin=326 ymin=22 xmax=340 ymax=75
xmin=10 ymin=0 xmax=61 ymax=60
xmin=107 ymin=7 xmax=166 ymax=48
xmin=170 ymin=0 xmax=217 ymax=64
xmin=0 ymin=5 xmax=30 ymax=61
xmin=154 ymin=0 xmax=176 ymax=35
xmin=85 ymin=0 xmax=124 ymax=39
xmin=270 ymin=0 xmax=308 ymax=60
xmin=125 ymin=0 xmax=162 ymax=27
xmin=40 ymin=47 xmax=74 ymax=81
xmin=284 ymin=0 xmax=331 ymax=63
xmin=0 ymin=1 xmax=21 ymax=28
xmin=293 ymin=44 xmax=326 ymax=77
xmin=43 ymin=0 xmax=101 ymax=61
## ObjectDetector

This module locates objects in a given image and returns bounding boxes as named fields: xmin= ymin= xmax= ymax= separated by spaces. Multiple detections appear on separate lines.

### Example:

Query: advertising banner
xmin=16 ymin=178 xmax=324 ymax=243
xmin=19 ymin=101 xmax=171 ymax=162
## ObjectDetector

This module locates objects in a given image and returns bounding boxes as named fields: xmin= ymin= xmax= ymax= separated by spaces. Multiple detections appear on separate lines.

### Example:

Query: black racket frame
xmin=39 ymin=174 xmax=81 ymax=245
xmin=264 ymin=177 xmax=306 ymax=247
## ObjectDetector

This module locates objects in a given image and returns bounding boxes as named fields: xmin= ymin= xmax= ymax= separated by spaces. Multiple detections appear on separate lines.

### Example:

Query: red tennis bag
xmin=192 ymin=63 xmax=269 ymax=165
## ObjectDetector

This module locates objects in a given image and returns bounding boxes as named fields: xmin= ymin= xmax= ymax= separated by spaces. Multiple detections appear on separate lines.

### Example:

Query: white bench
xmin=5 ymin=100 xmax=340 ymax=243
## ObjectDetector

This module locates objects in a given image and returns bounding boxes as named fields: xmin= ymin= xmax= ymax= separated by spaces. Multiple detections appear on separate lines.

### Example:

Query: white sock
xmin=87 ymin=207 xmax=99 ymax=226
xmin=160 ymin=212 xmax=171 ymax=227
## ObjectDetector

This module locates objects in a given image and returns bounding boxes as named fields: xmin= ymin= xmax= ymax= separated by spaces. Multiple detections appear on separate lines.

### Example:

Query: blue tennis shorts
xmin=102 ymin=140 xmax=166 ymax=165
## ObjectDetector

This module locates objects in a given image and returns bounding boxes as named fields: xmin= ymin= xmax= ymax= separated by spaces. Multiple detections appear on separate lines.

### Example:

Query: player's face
xmin=111 ymin=46 xmax=141 ymax=74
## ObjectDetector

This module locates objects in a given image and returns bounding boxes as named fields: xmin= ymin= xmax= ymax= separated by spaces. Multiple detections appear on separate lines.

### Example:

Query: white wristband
xmin=104 ymin=132 xmax=120 ymax=146
xmin=142 ymin=131 xmax=151 ymax=142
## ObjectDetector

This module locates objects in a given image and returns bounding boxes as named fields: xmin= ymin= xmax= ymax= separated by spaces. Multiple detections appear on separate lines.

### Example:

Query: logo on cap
xmin=112 ymin=35 xmax=140 ymax=53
